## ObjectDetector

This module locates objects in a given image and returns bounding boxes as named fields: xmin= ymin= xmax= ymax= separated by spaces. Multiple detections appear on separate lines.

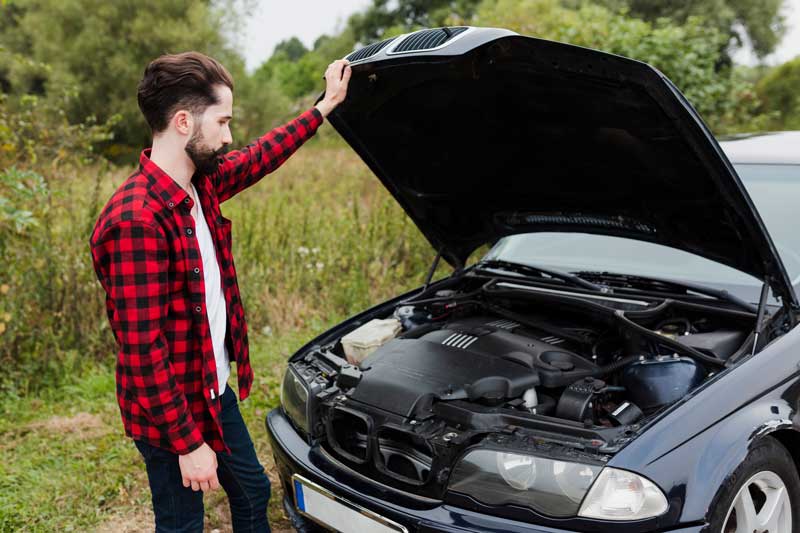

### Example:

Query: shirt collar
xmin=139 ymin=148 xmax=194 ymax=211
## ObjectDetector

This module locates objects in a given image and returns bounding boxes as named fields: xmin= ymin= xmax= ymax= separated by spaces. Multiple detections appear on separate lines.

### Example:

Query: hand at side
xmin=179 ymin=442 xmax=220 ymax=492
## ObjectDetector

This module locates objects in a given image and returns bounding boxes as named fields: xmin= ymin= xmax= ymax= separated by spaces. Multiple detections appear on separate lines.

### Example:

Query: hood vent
xmin=442 ymin=332 xmax=478 ymax=349
xmin=346 ymin=36 xmax=397 ymax=63
xmin=390 ymin=27 xmax=468 ymax=54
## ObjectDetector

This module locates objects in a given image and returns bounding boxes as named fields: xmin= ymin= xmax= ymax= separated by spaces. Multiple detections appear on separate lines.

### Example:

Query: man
xmin=90 ymin=51 xmax=351 ymax=532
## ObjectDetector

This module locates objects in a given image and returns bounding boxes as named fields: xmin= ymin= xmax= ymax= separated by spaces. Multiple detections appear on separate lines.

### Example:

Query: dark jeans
xmin=134 ymin=386 xmax=271 ymax=533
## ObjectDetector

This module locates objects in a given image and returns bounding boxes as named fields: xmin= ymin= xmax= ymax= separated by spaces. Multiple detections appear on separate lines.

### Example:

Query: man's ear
xmin=173 ymin=109 xmax=193 ymax=136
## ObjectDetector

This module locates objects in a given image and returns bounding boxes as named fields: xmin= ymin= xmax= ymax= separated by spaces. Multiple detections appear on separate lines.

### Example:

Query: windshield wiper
xmin=474 ymin=259 xmax=608 ymax=293
xmin=576 ymin=271 xmax=758 ymax=314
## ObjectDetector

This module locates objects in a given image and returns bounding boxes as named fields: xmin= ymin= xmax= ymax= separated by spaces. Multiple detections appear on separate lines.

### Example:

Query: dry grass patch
xmin=29 ymin=412 xmax=109 ymax=439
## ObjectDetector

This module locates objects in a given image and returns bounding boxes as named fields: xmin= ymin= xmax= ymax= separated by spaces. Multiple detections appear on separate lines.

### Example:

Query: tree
xmin=590 ymin=0 xmax=787 ymax=58
xmin=0 ymin=0 xmax=245 ymax=158
xmin=273 ymin=37 xmax=308 ymax=62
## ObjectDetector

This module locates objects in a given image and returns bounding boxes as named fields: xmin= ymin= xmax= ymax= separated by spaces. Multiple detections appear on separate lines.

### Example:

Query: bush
xmin=756 ymin=56 xmax=800 ymax=130
xmin=0 ymin=86 xmax=120 ymax=395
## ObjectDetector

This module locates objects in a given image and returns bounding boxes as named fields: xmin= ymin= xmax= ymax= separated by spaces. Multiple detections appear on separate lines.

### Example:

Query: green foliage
xmin=591 ymin=0 xmax=787 ymax=58
xmin=251 ymin=0 xmax=483 ymax=102
xmin=0 ymin=140 xmax=441 ymax=395
xmin=273 ymin=36 xmax=309 ymax=61
xmin=348 ymin=0 xmax=482 ymax=43
xmin=256 ymin=51 xmax=328 ymax=99
xmin=0 ymin=167 xmax=46 ymax=244
xmin=0 ymin=162 xmax=114 ymax=396
xmin=756 ymin=56 xmax=800 ymax=130
xmin=0 ymin=86 xmax=117 ymax=168
xmin=0 ymin=0 xmax=242 ymax=158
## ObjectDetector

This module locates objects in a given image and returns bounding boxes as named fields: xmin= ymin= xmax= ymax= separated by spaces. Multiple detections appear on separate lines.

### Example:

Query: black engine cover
xmin=348 ymin=317 xmax=594 ymax=417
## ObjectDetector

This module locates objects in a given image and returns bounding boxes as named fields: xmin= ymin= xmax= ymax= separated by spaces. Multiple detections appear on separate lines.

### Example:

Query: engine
xmin=282 ymin=279 xmax=753 ymax=496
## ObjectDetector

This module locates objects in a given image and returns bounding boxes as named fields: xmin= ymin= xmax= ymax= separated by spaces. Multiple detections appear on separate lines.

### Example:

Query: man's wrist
xmin=314 ymin=99 xmax=336 ymax=118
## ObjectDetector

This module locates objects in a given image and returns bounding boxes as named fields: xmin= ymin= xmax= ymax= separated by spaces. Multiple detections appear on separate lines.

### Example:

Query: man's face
xmin=185 ymin=84 xmax=233 ymax=175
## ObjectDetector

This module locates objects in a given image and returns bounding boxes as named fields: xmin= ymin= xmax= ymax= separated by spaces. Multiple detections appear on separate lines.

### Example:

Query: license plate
xmin=292 ymin=474 xmax=408 ymax=533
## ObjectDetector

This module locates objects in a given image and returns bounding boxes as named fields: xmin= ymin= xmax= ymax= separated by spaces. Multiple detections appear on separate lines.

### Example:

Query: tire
xmin=709 ymin=437 xmax=800 ymax=533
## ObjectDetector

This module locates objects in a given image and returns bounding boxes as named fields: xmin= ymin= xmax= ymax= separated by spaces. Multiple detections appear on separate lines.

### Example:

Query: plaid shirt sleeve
xmin=98 ymin=218 xmax=204 ymax=454
xmin=213 ymin=107 xmax=324 ymax=203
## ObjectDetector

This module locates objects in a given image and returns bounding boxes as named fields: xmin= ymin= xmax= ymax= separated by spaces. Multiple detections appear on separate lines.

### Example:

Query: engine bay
xmin=282 ymin=275 xmax=770 ymax=498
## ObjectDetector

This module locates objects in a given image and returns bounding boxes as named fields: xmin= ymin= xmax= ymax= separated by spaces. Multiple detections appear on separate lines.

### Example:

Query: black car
xmin=266 ymin=27 xmax=800 ymax=533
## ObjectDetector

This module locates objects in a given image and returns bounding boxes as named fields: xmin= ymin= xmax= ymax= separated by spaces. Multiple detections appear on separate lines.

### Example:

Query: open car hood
xmin=325 ymin=27 xmax=797 ymax=307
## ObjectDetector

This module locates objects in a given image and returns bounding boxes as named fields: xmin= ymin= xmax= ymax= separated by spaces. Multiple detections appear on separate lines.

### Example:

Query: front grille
xmin=327 ymin=407 xmax=371 ymax=463
xmin=376 ymin=427 xmax=433 ymax=485
xmin=345 ymin=37 xmax=397 ymax=62
xmin=391 ymin=27 xmax=468 ymax=53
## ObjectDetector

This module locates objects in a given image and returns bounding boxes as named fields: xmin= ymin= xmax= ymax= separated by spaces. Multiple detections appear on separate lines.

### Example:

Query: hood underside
xmin=326 ymin=28 xmax=796 ymax=306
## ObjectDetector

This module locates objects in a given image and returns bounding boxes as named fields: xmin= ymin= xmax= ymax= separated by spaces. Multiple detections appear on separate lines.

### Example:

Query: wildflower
xmin=315 ymin=262 xmax=325 ymax=271
xmin=297 ymin=246 xmax=310 ymax=256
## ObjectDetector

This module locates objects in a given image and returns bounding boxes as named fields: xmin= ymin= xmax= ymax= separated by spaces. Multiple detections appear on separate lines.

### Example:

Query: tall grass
xmin=0 ymin=131 xmax=446 ymax=395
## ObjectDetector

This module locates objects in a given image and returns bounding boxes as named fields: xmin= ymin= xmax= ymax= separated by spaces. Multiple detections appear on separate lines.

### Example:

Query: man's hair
xmin=137 ymin=51 xmax=234 ymax=133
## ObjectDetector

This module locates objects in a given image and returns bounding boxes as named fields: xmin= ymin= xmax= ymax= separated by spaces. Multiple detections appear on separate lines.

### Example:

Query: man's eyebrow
xmin=219 ymin=114 xmax=233 ymax=120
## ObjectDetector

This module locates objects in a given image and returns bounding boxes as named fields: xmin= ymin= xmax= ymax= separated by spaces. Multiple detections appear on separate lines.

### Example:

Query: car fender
xmin=609 ymin=322 xmax=800 ymax=525
xmin=616 ymin=387 xmax=800 ymax=525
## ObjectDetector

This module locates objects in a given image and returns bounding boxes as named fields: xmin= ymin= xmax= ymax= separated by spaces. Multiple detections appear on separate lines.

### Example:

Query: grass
xmin=0 ymin=129 xmax=455 ymax=531
xmin=0 ymin=332 xmax=310 ymax=532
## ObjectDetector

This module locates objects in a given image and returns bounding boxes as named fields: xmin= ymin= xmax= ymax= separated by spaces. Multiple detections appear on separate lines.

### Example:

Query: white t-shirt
xmin=191 ymin=184 xmax=230 ymax=395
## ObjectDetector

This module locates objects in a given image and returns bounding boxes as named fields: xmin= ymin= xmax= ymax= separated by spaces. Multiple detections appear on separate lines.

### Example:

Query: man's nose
xmin=222 ymin=127 xmax=233 ymax=146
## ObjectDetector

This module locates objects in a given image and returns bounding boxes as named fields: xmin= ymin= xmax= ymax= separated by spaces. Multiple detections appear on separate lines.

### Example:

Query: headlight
xmin=447 ymin=449 xmax=602 ymax=517
xmin=280 ymin=365 xmax=310 ymax=435
xmin=578 ymin=467 xmax=668 ymax=520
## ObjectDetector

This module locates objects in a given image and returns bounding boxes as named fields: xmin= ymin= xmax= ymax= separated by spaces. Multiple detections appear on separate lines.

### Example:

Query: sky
xmin=242 ymin=0 xmax=800 ymax=72
xmin=242 ymin=0 xmax=372 ymax=72
xmin=733 ymin=0 xmax=800 ymax=65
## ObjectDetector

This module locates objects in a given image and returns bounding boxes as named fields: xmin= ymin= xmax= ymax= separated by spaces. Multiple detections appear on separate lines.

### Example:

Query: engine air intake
xmin=391 ymin=27 xmax=468 ymax=53
xmin=326 ymin=407 xmax=371 ymax=464
xmin=376 ymin=427 xmax=433 ymax=485
xmin=345 ymin=37 xmax=397 ymax=62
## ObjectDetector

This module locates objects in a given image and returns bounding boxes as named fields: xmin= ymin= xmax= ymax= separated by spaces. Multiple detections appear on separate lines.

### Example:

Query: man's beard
xmin=185 ymin=128 xmax=225 ymax=176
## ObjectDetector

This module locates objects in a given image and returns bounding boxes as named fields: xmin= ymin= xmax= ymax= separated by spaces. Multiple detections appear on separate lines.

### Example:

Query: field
xmin=0 ymin=132 xmax=453 ymax=532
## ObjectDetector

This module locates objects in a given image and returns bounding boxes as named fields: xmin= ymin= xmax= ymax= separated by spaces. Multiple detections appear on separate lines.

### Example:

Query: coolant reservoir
xmin=341 ymin=318 xmax=402 ymax=366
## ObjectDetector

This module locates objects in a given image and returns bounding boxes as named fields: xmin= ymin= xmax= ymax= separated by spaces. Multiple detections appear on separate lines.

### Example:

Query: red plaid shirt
xmin=90 ymin=108 xmax=323 ymax=454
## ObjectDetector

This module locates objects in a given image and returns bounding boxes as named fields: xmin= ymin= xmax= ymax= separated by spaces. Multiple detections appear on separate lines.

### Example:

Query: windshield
xmin=483 ymin=163 xmax=800 ymax=302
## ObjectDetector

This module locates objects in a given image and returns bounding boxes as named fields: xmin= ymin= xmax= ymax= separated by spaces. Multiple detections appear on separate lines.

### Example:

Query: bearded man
xmin=90 ymin=51 xmax=351 ymax=532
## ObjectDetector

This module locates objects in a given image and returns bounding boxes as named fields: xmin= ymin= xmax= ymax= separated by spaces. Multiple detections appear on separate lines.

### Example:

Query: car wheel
xmin=709 ymin=437 xmax=800 ymax=533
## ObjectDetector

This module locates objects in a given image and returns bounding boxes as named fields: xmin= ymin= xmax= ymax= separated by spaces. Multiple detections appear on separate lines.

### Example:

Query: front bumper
xmin=266 ymin=409 xmax=705 ymax=533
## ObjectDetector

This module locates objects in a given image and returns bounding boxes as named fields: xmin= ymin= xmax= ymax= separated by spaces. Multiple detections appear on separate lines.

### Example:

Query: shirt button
xmin=184 ymin=198 xmax=191 ymax=204
xmin=168 ymin=201 xmax=174 ymax=208
xmin=195 ymin=306 xmax=202 ymax=313
xmin=186 ymin=228 xmax=193 ymax=236
xmin=193 ymin=267 xmax=200 ymax=274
